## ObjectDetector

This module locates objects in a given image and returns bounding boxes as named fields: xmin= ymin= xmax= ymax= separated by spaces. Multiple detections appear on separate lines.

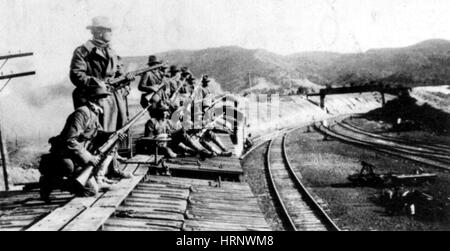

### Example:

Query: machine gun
xmin=108 ymin=63 xmax=165 ymax=91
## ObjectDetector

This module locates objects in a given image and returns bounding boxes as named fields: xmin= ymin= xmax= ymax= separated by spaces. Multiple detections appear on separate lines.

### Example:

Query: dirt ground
xmin=241 ymin=142 xmax=285 ymax=231
xmin=0 ymin=139 xmax=44 ymax=190
xmin=285 ymin=126 xmax=450 ymax=231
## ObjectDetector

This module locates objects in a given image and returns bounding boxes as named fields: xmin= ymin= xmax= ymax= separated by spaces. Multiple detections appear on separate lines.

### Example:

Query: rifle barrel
xmin=109 ymin=64 xmax=163 ymax=86
xmin=96 ymin=80 xmax=169 ymax=154
xmin=97 ymin=105 xmax=150 ymax=154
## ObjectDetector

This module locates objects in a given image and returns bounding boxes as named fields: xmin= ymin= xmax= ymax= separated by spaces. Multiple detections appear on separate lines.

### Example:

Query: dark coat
xmin=70 ymin=40 xmax=128 ymax=131
xmin=138 ymin=71 xmax=179 ymax=112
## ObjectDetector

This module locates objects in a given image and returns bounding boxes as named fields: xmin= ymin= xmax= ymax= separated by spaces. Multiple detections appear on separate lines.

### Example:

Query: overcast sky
xmin=1 ymin=0 xmax=450 ymax=85
xmin=0 ymin=0 xmax=449 ymax=138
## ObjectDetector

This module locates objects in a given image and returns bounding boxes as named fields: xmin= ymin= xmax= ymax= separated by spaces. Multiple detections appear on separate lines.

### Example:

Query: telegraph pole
xmin=0 ymin=123 xmax=9 ymax=191
xmin=0 ymin=52 xmax=35 ymax=191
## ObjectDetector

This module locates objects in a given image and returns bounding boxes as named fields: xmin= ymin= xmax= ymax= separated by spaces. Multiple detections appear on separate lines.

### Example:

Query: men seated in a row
xmin=138 ymin=55 xmax=232 ymax=159
xmin=144 ymin=103 xmax=213 ymax=159
xmin=184 ymin=113 xmax=233 ymax=157
xmin=39 ymin=86 xmax=127 ymax=201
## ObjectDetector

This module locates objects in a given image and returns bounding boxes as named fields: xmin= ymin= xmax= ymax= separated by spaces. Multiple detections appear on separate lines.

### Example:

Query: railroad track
xmin=340 ymin=120 xmax=450 ymax=153
xmin=240 ymin=128 xmax=293 ymax=160
xmin=332 ymin=123 xmax=450 ymax=163
xmin=315 ymin=122 xmax=450 ymax=171
xmin=265 ymin=130 xmax=340 ymax=231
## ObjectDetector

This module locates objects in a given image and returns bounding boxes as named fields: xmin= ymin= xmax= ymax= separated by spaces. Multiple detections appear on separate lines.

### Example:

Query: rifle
xmin=169 ymin=75 xmax=203 ymax=121
xmin=169 ymin=78 xmax=187 ymax=103
xmin=108 ymin=63 xmax=165 ymax=91
xmin=173 ymin=75 xmax=203 ymax=113
xmin=203 ymin=94 xmax=240 ymax=116
xmin=74 ymin=105 xmax=151 ymax=187
xmin=75 ymin=82 xmax=170 ymax=187
xmin=198 ymin=113 xmax=227 ymax=138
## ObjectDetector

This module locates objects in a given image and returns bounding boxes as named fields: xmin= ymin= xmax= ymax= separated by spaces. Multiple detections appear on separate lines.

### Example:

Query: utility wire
xmin=0 ymin=79 xmax=12 ymax=94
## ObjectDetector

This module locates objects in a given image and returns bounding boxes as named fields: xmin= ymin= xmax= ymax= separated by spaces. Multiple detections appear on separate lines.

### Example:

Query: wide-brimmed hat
xmin=169 ymin=65 xmax=180 ymax=73
xmin=147 ymin=55 xmax=162 ymax=66
xmin=181 ymin=70 xmax=192 ymax=78
xmin=87 ymin=86 xmax=111 ymax=99
xmin=187 ymin=75 xmax=196 ymax=83
xmin=156 ymin=102 xmax=170 ymax=112
xmin=86 ymin=16 xmax=113 ymax=30
xmin=201 ymin=75 xmax=210 ymax=83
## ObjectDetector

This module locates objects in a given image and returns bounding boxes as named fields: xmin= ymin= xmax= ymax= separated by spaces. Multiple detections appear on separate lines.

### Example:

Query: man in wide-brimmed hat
xmin=70 ymin=16 xmax=134 ymax=180
xmin=138 ymin=55 xmax=171 ymax=110
xmin=178 ymin=67 xmax=192 ymax=94
xmin=70 ymin=16 xmax=135 ymax=129
xmin=39 ymin=86 xmax=128 ymax=201
xmin=165 ymin=65 xmax=187 ymax=108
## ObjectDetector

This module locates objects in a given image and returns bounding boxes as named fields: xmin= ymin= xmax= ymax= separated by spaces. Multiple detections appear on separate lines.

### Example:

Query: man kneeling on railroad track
xmin=38 ymin=86 xmax=129 ymax=202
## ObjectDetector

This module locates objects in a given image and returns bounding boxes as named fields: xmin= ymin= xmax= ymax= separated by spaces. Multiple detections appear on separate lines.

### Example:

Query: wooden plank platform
xmin=131 ymin=132 xmax=243 ymax=180
xmin=26 ymin=162 xmax=149 ymax=231
xmin=102 ymin=176 xmax=271 ymax=231
xmin=6 ymin=131 xmax=269 ymax=231
xmin=125 ymin=154 xmax=163 ymax=164
xmin=0 ymin=190 xmax=73 ymax=231
xmin=164 ymin=156 xmax=243 ymax=181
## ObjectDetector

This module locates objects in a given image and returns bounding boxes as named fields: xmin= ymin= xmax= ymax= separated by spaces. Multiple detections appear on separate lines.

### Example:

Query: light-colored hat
xmin=86 ymin=16 xmax=113 ymax=30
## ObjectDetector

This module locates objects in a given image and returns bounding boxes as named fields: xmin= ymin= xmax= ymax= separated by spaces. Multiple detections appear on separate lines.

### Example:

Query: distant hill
xmin=123 ymin=39 xmax=450 ymax=93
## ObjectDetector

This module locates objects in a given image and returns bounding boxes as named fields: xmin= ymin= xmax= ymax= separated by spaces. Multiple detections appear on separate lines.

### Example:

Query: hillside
xmin=123 ymin=39 xmax=450 ymax=93
xmin=124 ymin=46 xmax=305 ymax=93
xmin=316 ymin=39 xmax=450 ymax=87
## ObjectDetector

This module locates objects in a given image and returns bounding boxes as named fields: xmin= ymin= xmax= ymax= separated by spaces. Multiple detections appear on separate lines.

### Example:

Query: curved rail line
xmin=315 ymin=123 xmax=450 ymax=171
xmin=340 ymin=120 xmax=450 ymax=153
xmin=265 ymin=130 xmax=340 ymax=231
xmin=331 ymin=124 xmax=450 ymax=163
xmin=239 ymin=128 xmax=292 ymax=160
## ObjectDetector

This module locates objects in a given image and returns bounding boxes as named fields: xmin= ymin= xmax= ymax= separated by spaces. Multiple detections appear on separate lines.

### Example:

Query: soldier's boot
xmin=95 ymin=176 xmax=113 ymax=192
xmin=200 ymin=141 xmax=220 ymax=156
xmin=108 ymin=156 xmax=133 ymax=179
xmin=73 ymin=177 xmax=97 ymax=197
xmin=39 ymin=175 xmax=54 ymax=203
xmin=177 ymin=143 xmax=196 ymax=157
xmin=40 ymin=175 xmax=73 ymax=202
xmin=163 ymin=146 xmax=178 ymax=158
xmin=185 ymin=138 xmax=214 ymax=159
xmin=198 ymin=147 xmax=214 ymax=160
xmin=210 ymin=135 xmax=232 ymax=157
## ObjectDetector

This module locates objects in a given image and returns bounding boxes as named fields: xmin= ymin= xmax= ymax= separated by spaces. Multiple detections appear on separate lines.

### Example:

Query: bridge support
xmin=380 ymin=92 xmax=386 ymax=106
xmin=320 ymin=94 xmax=325 ymax=109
